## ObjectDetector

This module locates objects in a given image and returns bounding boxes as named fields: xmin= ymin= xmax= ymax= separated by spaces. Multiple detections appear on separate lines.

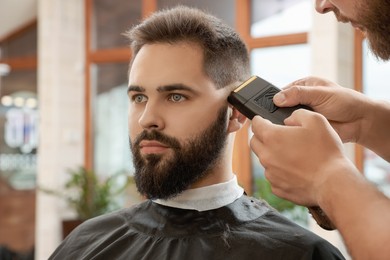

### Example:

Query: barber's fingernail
xmin=274 ymin=92 xmax=286 ymax=104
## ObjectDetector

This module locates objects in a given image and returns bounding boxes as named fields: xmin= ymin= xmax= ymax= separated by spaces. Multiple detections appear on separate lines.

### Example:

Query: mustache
xmin=133 ymin=130 xmax=181 ymax=149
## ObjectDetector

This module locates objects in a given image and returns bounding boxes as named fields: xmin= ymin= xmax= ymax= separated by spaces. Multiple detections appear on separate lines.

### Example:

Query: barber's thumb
xmin=273 ymin=87 xmax=302 ymax=107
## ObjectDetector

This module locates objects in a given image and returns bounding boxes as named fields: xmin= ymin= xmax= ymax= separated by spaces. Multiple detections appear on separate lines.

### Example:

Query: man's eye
xmin=169 ymin=94 xmax=186 ymax=102
xmin=132 ymin=94 xmax=147 ymax=103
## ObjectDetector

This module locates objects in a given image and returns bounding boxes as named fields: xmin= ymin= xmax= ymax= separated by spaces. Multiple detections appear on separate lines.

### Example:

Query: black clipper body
xmin=228 ymin=76 xmax=311 ymax=125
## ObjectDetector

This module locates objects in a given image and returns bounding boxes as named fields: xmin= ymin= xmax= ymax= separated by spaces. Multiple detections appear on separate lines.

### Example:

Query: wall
xmin=35 ymin=0 xmax=85 ymax=259
xmin=0 ymin=180 xmax=35 ymax=254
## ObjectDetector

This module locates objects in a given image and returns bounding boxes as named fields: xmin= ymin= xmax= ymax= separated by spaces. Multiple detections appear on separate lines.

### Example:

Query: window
xmin=92 ymin=0 xmax=142 ymax=50
xmin=0 ymin=23 xmax=38 ymax=190
xmin=251 ymin=0 xmax=311 ymax=38
xmin=361 ymin=39 xmax=390 ymax=197
xmin=251 ymin=44 xmax=310 ymax=86
xmin=91 ymin=62 xmax=133 ymax=176
xmin=157 ymin=0 xmax=235 ymax=28
xmin=85 ymin=0 xmax=142 ymax=171
xmin=0 ymin=21 xmax=37 ymax=254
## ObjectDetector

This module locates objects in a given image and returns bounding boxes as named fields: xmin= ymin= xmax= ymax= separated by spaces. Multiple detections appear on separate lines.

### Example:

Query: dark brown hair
xmin=125 ymin=5 xmax=250 ymax=89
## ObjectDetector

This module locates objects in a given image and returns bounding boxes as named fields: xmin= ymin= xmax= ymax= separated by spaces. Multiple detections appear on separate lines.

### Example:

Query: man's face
xmin=315 ymin=0 xmax=390 ymax=60
xmin=127 ymin=42 xmax=230 ymax=199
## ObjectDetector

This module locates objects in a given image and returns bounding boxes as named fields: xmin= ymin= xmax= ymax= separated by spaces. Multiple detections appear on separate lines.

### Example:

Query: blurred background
xmin=0 ymin=0 xmax=389 ymax=259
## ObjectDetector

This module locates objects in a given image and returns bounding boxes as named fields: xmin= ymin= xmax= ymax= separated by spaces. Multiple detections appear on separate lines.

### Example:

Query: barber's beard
xmin=130 ymin=107 xmax=228 ymax=199
xmin=359 ymin=0 xmax=390 ymax=61
xmin=332 ymin=0 xmax=390 ymax=61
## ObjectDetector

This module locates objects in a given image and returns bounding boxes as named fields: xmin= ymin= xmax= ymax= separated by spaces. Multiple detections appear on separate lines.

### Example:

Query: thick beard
xmin=332 ymin=0 xmax=390 ymax=61
xmin=358 ymin=0 xmax=390 ymax=61
xmin=130 ymin=107 xmax=228 ymax=199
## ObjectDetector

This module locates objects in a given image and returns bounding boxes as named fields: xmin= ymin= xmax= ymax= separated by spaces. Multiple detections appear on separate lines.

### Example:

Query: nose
xmin=138 ymin=102 xmax=164 ymax=130
xmin=315 ymin=0 xmax=334 ymax=14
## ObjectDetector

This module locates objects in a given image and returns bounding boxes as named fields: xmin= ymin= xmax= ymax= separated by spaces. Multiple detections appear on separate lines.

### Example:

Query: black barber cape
xmin=49 ymin=195 xmax=345 ymax=260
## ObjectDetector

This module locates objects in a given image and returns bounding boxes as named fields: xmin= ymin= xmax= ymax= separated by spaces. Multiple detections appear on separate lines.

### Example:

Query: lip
xmin=139 ymin=140 xmax=169 ymax=154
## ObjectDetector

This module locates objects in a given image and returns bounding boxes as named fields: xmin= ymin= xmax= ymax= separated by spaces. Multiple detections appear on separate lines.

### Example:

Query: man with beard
xmin=250 ymin=0 xmax=390 ymax=259
xmin=49 ymin=6 xmax=345 ymax=260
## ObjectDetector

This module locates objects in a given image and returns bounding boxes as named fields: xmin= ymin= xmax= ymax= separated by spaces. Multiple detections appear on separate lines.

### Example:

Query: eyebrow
xmin=127 ymin=85 xmax=144 ymax=93
xmin=128 ymin=83 xmax=198 ymax=94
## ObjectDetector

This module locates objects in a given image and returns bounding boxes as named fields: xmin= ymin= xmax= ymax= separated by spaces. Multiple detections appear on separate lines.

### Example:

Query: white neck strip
xmin=153 ymin=175 xmax=244 ymax=211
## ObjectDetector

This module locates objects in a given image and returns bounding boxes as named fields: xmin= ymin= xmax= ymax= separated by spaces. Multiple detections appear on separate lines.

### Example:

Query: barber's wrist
xmin=315 ymin=158 xmax=357 ymax=213
xmin=359 ymin=100 xmax=390 ymax=160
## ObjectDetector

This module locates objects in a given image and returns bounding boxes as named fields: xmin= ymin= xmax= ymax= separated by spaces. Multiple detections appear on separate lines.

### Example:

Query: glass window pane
xmin=251 ymin=44 xmax=310 ymax=86
xmin=0 ymin=70 xmax=38 ymax=190
xmin=0 ymin=25 xmax=37 ymax=59
xmin=251 ymin=0 xmax=311 ymax=38
xmin=362 ymin=39 xmax=390 ymax=197
xmin=92 ymin=63 xmax=133 ymax=177
xmin=157 ymin=0 xmax=235 ymax=28
xmin=92 ymin=0 xmax=142 ymax=49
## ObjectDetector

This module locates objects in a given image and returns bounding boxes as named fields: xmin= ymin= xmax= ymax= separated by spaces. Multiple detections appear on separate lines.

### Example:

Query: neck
xmin=190 ymin=170 xmax=234 ymax=189
xmin=190 ymin=146 xmax=233 ymax=189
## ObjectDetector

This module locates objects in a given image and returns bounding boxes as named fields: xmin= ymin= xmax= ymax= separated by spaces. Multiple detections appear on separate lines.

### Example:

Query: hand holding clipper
xmin=228 ymin=75 xmax=336 ymax=231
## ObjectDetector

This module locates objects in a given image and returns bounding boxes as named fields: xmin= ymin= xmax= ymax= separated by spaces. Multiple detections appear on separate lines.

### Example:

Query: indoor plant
xmin=253 ymin=177 xmax=308 ymax=227
xmin=41 ymin=166 xmax=132 ymax=237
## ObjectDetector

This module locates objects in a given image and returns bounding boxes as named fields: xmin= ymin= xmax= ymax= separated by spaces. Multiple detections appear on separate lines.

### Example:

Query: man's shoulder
xmin=83 ymin=200 xmax=150 ymax=228
xmin=226 ymin=196 xmax=345 ymax=258
xmin=237 ymin=195 xmax=321 ymax=238
xmin=61 ymin=200 xmax=150 ymax=241
xmin=49 ymin=200 xmax=151 ymax=259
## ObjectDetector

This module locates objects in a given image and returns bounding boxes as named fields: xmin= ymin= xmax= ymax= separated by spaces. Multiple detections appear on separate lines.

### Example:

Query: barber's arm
xmin=249 ymin=76 xmax=390 ymax=259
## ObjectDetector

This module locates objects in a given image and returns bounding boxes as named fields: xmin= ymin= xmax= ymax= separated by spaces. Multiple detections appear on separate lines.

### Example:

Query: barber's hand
xmin=250 ymin=110 xmax=353 ymax=206
xmin=273 ymin=76 xmax=369 ymax=144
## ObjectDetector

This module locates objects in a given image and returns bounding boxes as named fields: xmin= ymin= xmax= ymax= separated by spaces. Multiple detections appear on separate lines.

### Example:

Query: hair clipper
xmin=228 ymin=75 xmax=336 ymax=231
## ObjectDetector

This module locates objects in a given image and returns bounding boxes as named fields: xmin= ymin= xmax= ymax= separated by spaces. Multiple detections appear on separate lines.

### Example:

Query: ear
xmin=227 ymin=106 xmax=247 ymax=133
